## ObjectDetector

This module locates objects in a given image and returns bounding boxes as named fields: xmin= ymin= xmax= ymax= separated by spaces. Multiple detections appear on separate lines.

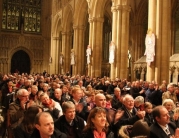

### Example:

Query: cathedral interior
xmin=0 ymin=0 xmax=179 ymax=84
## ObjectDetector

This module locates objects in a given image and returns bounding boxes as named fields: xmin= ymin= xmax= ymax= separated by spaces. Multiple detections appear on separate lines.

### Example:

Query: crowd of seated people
xmin=0 ymin=72 xmax=179 ymax=138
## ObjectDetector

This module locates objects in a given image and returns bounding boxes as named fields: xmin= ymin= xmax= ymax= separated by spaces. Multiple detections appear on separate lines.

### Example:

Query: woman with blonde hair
xmin=82 ymin=107 xmax=114 ymax=138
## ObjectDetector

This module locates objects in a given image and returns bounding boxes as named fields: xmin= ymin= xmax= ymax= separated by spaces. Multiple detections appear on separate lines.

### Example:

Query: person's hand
xmin=114 ymin=110 xmax=124 ymax=124
xmin=48 ymin=100 xmax=55 ymax=110
xmin=136 ymin=111 xmax=145 ymax=119
xmin=26 ymin=100 xmax=35 ymax=109
xmin=173 ymin=113 xmax=179 ymax=121
xmin=20 ymin=100 xmax=28 ymax=110
xmin=139 ymin=89 xmax=145 ymax=94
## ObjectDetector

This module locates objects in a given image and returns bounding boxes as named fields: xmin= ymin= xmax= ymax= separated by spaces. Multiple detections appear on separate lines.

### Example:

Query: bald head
xmin=95 ymin=93 xmax=106 ymax=108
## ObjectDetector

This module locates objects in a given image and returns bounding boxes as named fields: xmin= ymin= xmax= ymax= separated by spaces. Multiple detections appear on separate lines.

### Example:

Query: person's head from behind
xmin=144 ymin=102 xmax=153 ymax=114
xmin=162 ymin=99 xmax=175 ymax=112
xmin=123 ymin=94 xmax=134 ymax=110
xmin=62 ymin=101 xmax=76 ymax=123
xmin=152 ymin=105 xmax=170 ymax=126
xmin=34 ymin=112 xmax=54 ymax=137
xmin=85 ymin=107 xmax=109 ymax=132
xmin=95 ymin=93 xmax=106 ymax=108
xmin=23 ymin=105 xmax=43 ymax=133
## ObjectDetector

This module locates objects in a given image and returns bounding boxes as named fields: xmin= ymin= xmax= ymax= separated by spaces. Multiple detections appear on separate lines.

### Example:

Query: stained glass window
xmin=2 ymin=0 xmax=41 ymax=33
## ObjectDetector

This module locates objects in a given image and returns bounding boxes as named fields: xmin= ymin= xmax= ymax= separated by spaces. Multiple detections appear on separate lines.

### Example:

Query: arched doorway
xmin=11 ymin=50 xmax=30 ymax=74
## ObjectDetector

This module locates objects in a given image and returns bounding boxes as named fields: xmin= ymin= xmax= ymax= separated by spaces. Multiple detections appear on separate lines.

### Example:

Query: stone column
xmin=89 ymin=17 xmax=104 ymax=77
xmin=120 ymin=5 xmax=130 ymax=79
xmin=73 ymin=26 xmax=85 ymax=75
xmin=155 ymin=0 xmax=171 ymax=83
xmin=50 ymin=37 xmax=59 ymax=74
xmin=146 ymin=0 xmax=156 ymax=82
xmin=111 ymin=1 xmax=130 ymax=79
xmin=61 ymin=32 xmax=72 ymax=74
xmin=111 ymin=4 xmax=118 ymax=80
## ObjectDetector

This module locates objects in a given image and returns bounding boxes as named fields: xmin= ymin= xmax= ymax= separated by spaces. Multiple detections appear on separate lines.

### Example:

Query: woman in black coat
xmin=82 ymin=107 xmax=114 ymax=138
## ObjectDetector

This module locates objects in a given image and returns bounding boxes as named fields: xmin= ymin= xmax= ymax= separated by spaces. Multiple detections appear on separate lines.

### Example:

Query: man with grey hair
xmin=9 ymin=88 xmax=30 ymax=129
xmin=55 ymin=101 xmax=85 ymax=138
xmin=114 ymin=94 xmax=145 ymax=136
xmin=162 ymin=83 xmax=178 ymax=104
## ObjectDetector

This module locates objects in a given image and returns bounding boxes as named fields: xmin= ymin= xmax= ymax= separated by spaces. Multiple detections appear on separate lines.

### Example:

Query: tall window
xmin=2 ymin=0 xmax=41 ymax=33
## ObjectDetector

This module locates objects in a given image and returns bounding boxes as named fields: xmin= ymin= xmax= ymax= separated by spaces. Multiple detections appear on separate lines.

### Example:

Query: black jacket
xmin=30 ymin=128 xmax=67 ymax=138
xmin=150 ymin=122 xmax=176 ymax=138
xmin=55 ymin=115 xmax=85 ymax=138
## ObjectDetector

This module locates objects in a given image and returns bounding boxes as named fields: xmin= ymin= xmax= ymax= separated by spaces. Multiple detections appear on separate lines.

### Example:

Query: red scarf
xmin=93 ymin=130 xmax=106 ymax=138
xmin=42 ymin=99 xmax=53 ymax=107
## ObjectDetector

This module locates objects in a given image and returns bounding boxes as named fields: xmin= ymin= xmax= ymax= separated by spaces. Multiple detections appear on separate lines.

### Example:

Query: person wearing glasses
xmin=8 ymin=89 xmax=30 ymax=136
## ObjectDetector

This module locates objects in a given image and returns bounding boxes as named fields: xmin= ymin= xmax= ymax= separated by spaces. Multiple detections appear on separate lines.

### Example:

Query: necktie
xmin=165 ymin=128 xmax=170 ymax=135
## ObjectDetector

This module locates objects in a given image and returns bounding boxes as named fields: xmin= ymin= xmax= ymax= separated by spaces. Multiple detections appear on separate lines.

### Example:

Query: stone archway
xmin=11 ymin=50 xmax=30 ymax=74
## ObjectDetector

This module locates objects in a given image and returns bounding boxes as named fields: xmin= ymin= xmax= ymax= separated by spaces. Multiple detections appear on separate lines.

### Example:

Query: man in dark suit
xmin=150 ymin=105 xmax=176 ymax=138
xmin=113 ymin=94 xmax=145 ymax=137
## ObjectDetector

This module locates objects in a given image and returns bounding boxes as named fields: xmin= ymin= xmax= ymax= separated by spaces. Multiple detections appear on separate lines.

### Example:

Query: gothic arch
xmin=90 ymin=0 xmax=107 ymax=18
xmin=135 ymin=0 xmax=148 ymax=25
xmin=52 ymin=14 xmax=62 ymax=37
xmin=8 ymin=46 xmax=34 ymax=73
xmin=73 ymin=0 xmax=88 ymax=26
xmin=62 ymin=5 xmax=73 ymax=33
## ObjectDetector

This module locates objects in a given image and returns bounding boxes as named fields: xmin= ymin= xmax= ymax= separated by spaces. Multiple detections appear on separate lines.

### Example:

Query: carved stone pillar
xmin=73 ymin=26 xmax=85 ymax=75
xmin=61 ymin=32 xmax=72 ymax=74
xmin=88 ymin=17 xmax=104 ymax=77
xmin=146 ymin=0 xmax=156 ymax=82
xmin=111 ymin=1 xmax=130 ymax=79
xmin=155 ymin=0 xmax=171 ymax=83
xmin=49 ymin=37 xmax=60 ymax=74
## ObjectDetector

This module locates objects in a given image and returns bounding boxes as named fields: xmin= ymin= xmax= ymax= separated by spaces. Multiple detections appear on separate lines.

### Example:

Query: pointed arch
xmin=73 ymin=0 xmax=88 ymax=26
xmin=62 ymin=5 xmax=73 ymax=32
xmin=90 ymin=0 xmax=107 ymax=18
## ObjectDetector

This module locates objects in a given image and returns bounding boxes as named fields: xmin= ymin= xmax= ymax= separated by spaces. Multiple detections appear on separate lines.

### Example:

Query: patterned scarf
xmin=42 ymin=98 xmax=52 ymax=107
